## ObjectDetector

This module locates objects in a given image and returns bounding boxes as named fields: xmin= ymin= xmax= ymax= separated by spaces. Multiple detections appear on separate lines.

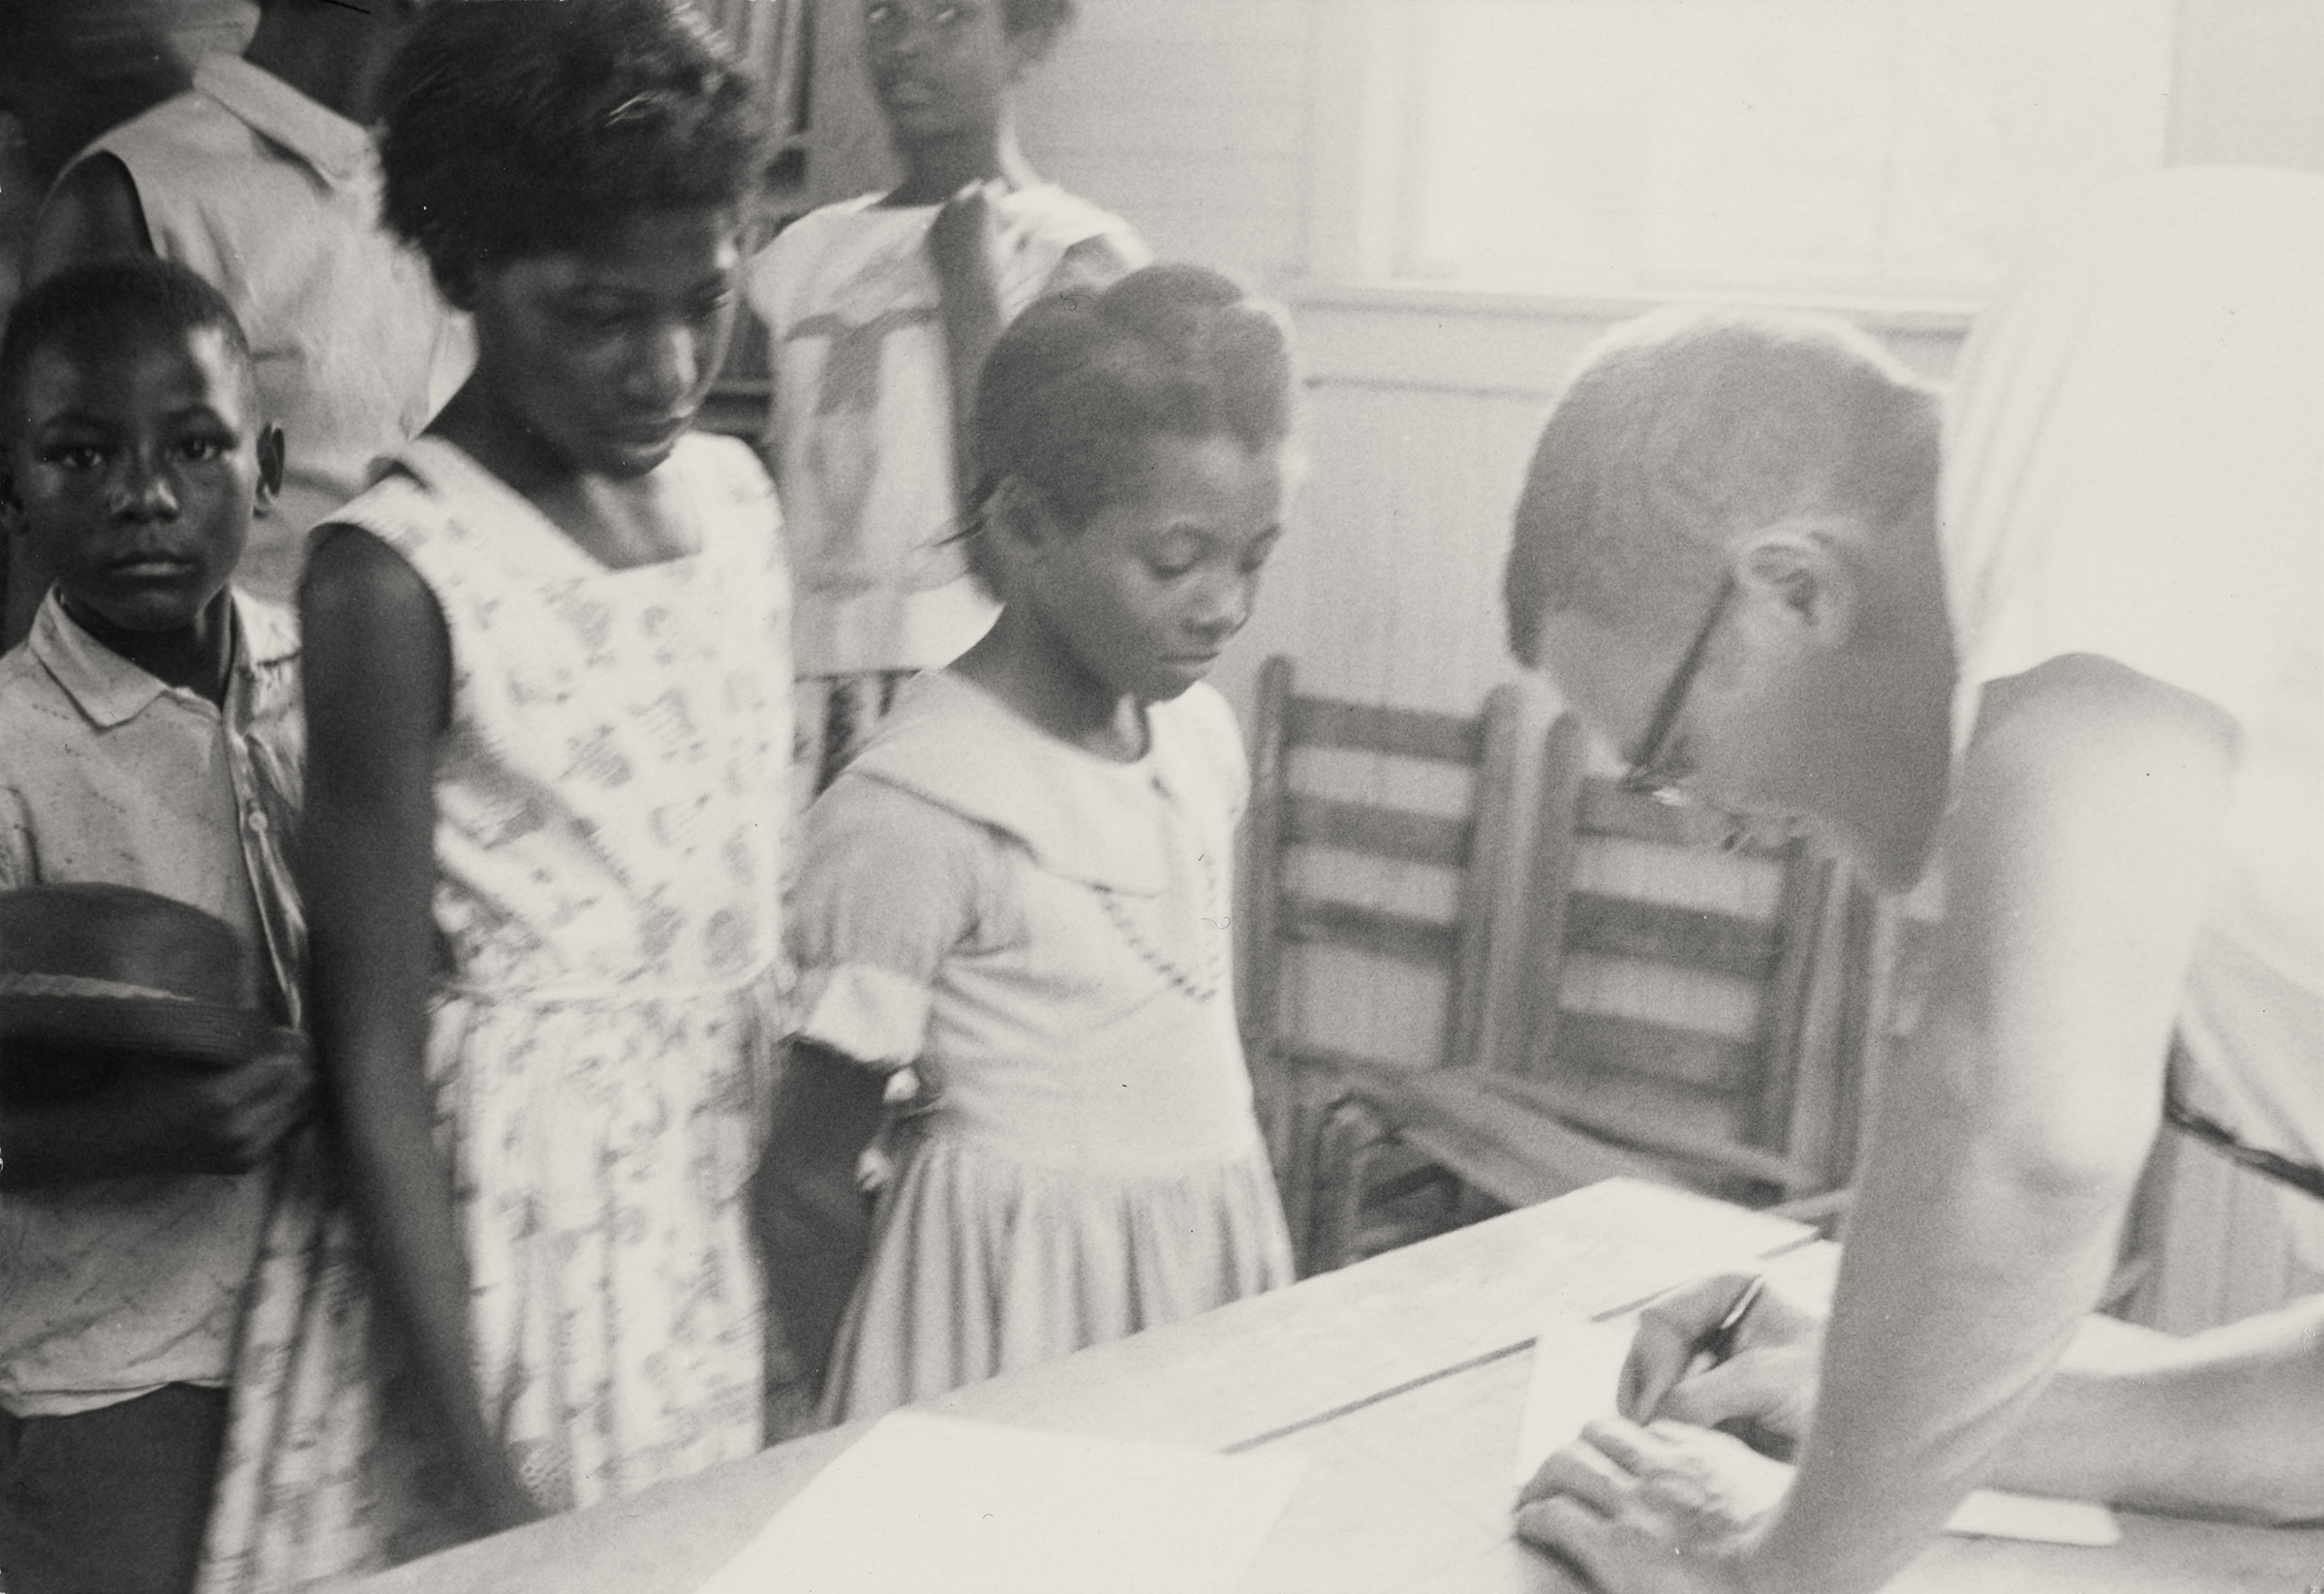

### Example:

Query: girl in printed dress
xmin=746 ymin=0 xmax=1149 ymax=799
xmin=764 ymin=264 xmax=1300 ymax=1420
xmin=196 ymin=5 xmax=794 ymax=1585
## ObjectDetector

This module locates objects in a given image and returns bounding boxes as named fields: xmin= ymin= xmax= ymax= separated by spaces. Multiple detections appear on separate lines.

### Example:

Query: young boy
xmin=8 ymin=0 xmax=472 ymax=647
xmin=0 ymin=258 xmax=309 ymax=1594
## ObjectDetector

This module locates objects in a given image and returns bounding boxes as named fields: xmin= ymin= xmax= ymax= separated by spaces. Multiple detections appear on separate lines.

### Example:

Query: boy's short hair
xmin=380 ymin=0 xmax=772 ymax=284
xmin=0 ymin=258 xmax=254 ymax=431
xmin=1502 ymin=306 xmax=1941 ymax=663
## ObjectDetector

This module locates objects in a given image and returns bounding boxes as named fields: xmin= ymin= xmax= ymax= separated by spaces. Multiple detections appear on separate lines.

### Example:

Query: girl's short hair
xmin=380 ymin=0 xmax=770 ymax=281
xmin=974 ymin=263 xmax=1296 ymax=533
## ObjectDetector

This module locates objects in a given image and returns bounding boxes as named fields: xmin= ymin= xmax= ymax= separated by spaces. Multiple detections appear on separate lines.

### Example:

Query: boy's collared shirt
xmin=0 ymin=589 xmax=304 ymax=1417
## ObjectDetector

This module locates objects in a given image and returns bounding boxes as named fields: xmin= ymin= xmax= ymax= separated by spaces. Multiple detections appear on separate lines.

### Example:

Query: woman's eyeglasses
xmin=1619 ymin=573 xmax=1736 ymax=805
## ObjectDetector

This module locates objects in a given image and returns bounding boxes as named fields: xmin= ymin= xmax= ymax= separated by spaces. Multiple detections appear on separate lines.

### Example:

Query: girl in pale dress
xmin=194 ymin=5 xmax=793 ymax=1586
xmin=763 ymin=264 xmax=1300 ymax=1420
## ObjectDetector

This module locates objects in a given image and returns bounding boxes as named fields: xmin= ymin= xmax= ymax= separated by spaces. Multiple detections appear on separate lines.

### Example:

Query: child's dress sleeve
xmin=786 ymin=774 xmax=989 ymax=1073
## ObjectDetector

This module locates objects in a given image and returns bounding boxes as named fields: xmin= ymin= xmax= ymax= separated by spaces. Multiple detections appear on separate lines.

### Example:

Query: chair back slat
xmin=1282 ymin=895 xmax=1462 ymax=967
xmin=1285 ymin=694 xmax=1485 ymax=765
xmin=1285 ymin=795 xmax=1473 ymax=868
xmin=1543 ymin=1010 xmax=1758 ymax=1093
xmin=1575 ymin=782 xmax=1796 ymax=859
xmin=1564 ymin=892 xmax=1781 ymax=983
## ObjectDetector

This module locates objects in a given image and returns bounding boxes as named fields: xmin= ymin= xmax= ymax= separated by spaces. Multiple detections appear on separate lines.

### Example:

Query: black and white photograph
xmin=0 ymin=2 xmax=2319 ymax=1591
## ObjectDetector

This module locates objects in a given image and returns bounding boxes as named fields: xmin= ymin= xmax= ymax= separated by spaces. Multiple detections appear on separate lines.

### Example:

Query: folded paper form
xmin=1514 ymin=1315 xmax=2121 ymax=1548
xmin=694 ymin=1410 xmax=1307 ymax=1594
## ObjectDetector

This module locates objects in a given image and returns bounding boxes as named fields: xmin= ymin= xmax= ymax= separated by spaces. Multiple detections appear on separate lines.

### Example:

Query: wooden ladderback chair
xmin=1239 ymin=656 xmax=1535 ymax=1270
xmin=1307 ymin=711 xmax=1891 ymax=1270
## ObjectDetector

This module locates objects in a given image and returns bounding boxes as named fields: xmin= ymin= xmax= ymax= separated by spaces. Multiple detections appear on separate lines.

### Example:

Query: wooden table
xmin=327 ymin=1178 xmax=2324 ymax=1594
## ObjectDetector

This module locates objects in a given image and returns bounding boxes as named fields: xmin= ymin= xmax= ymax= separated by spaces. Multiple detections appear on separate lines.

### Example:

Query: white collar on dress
xmin=843 ymin=672 xmax=1239 ymax=896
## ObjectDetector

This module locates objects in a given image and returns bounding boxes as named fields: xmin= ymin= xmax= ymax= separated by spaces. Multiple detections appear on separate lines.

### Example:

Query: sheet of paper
xmin=1513 ymin=1316 xmax=1638 ymax=1488
xmin=1512 ymin=1313 xmax=2121 ymax=1548
xmin=695 ymin=1410 xmax=1307 ymax=1594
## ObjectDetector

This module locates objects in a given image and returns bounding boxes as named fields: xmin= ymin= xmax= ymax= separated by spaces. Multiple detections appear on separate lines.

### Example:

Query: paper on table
xmin=694 ymin=1410 xmax=1307 ymax=1594
xmin=1512 ymin=1314 xmax=2121 ymax=1548
xmin=1513 ymin=1316 xmax=1637 ymax=1490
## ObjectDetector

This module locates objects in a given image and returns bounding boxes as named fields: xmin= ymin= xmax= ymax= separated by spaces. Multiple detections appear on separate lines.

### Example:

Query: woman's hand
xmin=1516 ymin=1419 xmax=1792 ymax=1594
xmin=1619 ymin=1272 xmax=1824 ymax=1457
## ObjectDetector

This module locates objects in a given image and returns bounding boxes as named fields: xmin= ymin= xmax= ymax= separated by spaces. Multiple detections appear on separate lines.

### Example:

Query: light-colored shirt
xmin=1942 ymin=166 xmax=2324 ymax=1241
xmin=746 ymin=184 xmax=1147 ymax=677
xmin=0 ymin=589 xmax=304 ymax=1416
xmin=81 ymin=54 xmax=472 ymax=604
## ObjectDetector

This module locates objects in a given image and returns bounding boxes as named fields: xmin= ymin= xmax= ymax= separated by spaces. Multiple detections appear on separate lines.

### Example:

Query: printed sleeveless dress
xmin=196 ymin=434 xmax=793 ymax=1590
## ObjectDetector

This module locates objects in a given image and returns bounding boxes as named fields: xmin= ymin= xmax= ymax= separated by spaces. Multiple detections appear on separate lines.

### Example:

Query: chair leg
xmin=1307 ymin=1094 xmax=1394 ymax=1274
xmin=1276 ymin=1087 xmax=1322 ymax=1276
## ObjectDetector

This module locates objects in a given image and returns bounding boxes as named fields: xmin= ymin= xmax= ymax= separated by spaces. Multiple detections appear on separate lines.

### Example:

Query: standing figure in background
xmin=747 ymin=0 xmax=1147 ymax=801
xmin=193 ymin=4 xmax=791 ymax=1585
xmin=762 ymin=264 xmax=1299 ymax=1420
xmin=9 ymin=0 xmax=470 ymax=641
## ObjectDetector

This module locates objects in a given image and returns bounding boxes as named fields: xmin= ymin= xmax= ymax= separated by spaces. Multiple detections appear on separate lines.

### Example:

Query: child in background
xmin=197 ymin=3 xmax=794 ymax=1581
xmin=764 ymin=264 xmax=1299 ymax=1419
xmin=0 ymin=259 xmax=308 ymax=1594
xmin=747 ymin=0 xmax=1147 ymax=798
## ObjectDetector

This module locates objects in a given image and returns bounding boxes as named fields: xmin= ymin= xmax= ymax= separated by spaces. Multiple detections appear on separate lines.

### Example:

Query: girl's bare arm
xmin=300 ymin=525 xmax=540 ymax=1535
xmin=757 ymin=1038 xmax=890 ymax=1396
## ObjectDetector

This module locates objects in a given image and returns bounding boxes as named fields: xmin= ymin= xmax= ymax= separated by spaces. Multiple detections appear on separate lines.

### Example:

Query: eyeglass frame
xmin=1619 ymin=571 xmax=1737 ymax=804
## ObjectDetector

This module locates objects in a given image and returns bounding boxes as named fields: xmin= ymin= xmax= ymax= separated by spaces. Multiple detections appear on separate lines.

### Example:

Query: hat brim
xmin=0 ymin=993 xmax=274 ymax=1071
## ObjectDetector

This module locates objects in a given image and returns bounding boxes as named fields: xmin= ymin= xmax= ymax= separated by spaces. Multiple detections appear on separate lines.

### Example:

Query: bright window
xmin=1381 ymin=0 xmax=2175 ymax=305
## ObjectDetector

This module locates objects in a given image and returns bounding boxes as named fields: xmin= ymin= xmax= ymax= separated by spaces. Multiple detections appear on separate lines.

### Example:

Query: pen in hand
xmin=1690 ymin=1272 xmax=1767 ymax=1378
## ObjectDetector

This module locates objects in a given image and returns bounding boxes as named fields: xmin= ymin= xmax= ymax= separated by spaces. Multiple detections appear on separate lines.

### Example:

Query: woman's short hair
xmin=974 ymin=262 xmax=1297 ymax=537
xmin=1503 ymin=306 xmax=1940 ymax=663
xmin=380 ymin=0 xmax=770 ymax=283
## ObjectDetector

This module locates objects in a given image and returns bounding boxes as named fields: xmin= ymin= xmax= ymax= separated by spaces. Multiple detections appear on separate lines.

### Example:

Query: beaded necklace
xmin=1092 ymin=830 xmax=1225 ymax=1004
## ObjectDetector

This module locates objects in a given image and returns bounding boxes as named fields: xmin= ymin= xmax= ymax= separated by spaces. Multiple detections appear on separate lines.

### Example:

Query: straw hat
xmin=0 ymin=883 xmax=280 ymax=1086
